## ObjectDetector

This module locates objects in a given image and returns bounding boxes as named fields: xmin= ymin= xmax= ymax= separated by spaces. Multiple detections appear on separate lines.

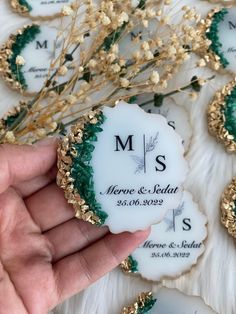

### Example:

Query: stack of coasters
xmin=57 ymin=101 xmax=188 ymax=233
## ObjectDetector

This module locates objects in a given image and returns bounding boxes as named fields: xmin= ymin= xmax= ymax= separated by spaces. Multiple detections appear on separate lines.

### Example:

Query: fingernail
xmin=134 ymin=227 xmax=151 ymax=237
xmin=35 ymin=137 xmax=58 ymax=147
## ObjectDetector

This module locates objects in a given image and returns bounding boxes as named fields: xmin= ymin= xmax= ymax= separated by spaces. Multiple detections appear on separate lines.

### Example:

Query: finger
xmin=13 ymin=165 xmax=57 ymax=198
xmin=0 ymin=137 xmax=58 ymax=194
xmin=25 ymin=182 xmax=74 ymax=232
xmin=53 ymin=229 xmax=150 ymax=305
xmin=44 ymin=218 xmax=108 ymax=262
xmin=0 ymin=263 xmax=27 ymax=314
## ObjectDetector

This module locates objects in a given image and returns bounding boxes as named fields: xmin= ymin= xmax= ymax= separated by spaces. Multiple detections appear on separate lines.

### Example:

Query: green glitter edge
xmin=8 ymin=24 xmax=40 ymax=90
xmin=19 ymin=0 xmax=32 ymax=12
xmin=206 ymin=8 xmax=229 ymax=69
xmin=223 ymin=85 xmax=236 ymax=141
xmin=137 ymin=296 xmax=157 ymax=314
xmin=127 ymin=255 xmax=139 ymax=273
xmin=234 ymin=201 xmax=236 ymax=215
xmin=70 ymin=112 xmax=108 ymax=226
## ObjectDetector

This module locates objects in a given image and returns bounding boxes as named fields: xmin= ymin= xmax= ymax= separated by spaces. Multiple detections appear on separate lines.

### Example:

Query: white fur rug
xmin=0 ymin=1 xmax=235 ymax=314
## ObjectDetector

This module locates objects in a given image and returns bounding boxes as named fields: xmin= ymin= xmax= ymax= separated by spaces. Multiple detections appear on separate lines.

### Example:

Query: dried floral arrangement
xmin=0 ymin=1 xmax=212 ymax=145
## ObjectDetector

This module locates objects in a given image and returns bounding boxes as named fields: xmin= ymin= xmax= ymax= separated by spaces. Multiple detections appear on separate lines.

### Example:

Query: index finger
xmin=0 ymin=137 xmax=58 ymax=194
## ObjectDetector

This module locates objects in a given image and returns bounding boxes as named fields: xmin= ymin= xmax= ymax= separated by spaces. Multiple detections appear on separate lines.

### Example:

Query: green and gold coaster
xmin=122 ymin=288 xmax=218 ymax=314
xmin=122 ymin=292 xmax=157 ymax=314
xmin=57 ymin=101 xmax=188 ymax=233
xmin=208 ymin=79 xmax=236 ymax=152
xmin=221 ymin=177 xmax=236 ymax=238
xmin=0 ymin=24 xmax=75 ymax=95
xmin=10 ymin=0 xmax=75 ymax=20
xmin=199 ymin=7 xmax=236 ymax=74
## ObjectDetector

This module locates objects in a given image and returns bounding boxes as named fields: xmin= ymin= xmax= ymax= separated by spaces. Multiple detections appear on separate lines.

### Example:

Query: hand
xmin=0 ymin=138 xmax=149 ymax=314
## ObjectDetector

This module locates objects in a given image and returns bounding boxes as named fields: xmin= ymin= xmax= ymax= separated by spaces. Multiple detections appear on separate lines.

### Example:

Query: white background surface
xmin=0 ymin=1 xmax=236 ymax=313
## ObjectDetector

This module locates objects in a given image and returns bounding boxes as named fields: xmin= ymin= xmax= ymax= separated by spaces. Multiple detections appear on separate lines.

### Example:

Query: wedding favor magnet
xmin=121 ymin=191 xmax=207 ymax=280
xmin=208 ymin=79 xmax=236 ymax=152
xmin=221 ymin=177 xmax=236 ymax=238
xmin=0 ymin=24 xmax=75 ymax=94
xmin=199 ymin=7 xmax=236 ymax=74
xmin=138 ymin=96 xmax=192 ymax=152
xmin=122 ymin=288 xmax=218 ymax=314
xmin=10 ymin=0 xmax=75 ymax=19
xmin=57 ymin=101 xmax=188 ymax=233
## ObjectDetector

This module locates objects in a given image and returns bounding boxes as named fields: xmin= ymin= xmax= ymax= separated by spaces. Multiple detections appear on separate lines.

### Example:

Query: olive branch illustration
xmin=131 ymin=132 xmax=159 ymax=174
xmin=164 ymin=202 xmax=185 ymax=232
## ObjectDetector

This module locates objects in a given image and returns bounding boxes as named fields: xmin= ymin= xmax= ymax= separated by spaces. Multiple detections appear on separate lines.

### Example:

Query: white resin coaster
xmin=200 ymin=7 xmax=236 ymax=74
xmin=57 ymin=101 xmax=188 ymax=234
xmin=10 ymin=0 xmax=75 ymax=19
xmin=122 ymin=288 xmax=218 ymax=314
xmin=121 ymin=191 xmax=207 ymax=280
xmin=138 ymin=96 xmax=192 ymax=152
xmin=0 ymin=24 xmax=76 ymax=94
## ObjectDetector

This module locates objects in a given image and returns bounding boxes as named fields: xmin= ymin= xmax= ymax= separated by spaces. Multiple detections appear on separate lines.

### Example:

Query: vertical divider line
xmin=143 ymin=134 xmax=146 ymax=173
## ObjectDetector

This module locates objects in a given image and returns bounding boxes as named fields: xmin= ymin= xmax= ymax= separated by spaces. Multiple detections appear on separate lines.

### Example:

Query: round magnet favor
xmin=221 ymin=177 xmax=236 ymax=238
xmin=208 ymin=79 xmax=236 ymax=152
xmin=122 ymin=288 xmax=218 ymax=314
xmin=0 ymin=24 xmax=75 ymax=95
xmin=199 ymin=7 xmax=236 ymax=74
xmin=57 ymin=101 xmax=188 ymax=233
xmin=10 ymin=0 xmax=75 ymax=20
xmin=121 ymin=191 xmax=207 ymax=280
xmin=138 ymin=96 xmax=192 ymax=152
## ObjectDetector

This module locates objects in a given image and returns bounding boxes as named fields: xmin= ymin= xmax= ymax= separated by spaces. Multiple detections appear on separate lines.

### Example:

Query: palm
xmin=0 ymin=140 xmax=149 ymax=314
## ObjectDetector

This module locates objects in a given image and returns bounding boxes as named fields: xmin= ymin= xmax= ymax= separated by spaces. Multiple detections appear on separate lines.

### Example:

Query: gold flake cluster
xmin=10 ymin=0 xmax=30 ymax=16
xmin=57 ymin=109 xmax=101 ymax=225
xmin=208 ymin=79 xmax=236 ymax=152
xmin=221 ymin=178 xmax=236 ymax=238
xmin=120 ymin=257 xmax=133 ymax=273
xmin=0 ymin=25 xmax=35 ymax=94
xmin=197 ymin=8 xmax=224 ymax=72
xmin=122 ymin=292 xmax=154 ymax=314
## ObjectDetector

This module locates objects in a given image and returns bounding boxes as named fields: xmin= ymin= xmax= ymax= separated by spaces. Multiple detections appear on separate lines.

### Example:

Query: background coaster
xmin=0 ymin=24 xmax=76 ymax=94
xmin=138 ymin=96 xmax=192 ymax=152
xmin=121 ymin=191 xmax=207 ymax=281
xmin=199 ymin=7 xmax=236 ymax=75
xmin=10 ymin=0 xmax=75 ymax=19
xmin=221 ymin=177 xmax=236 ymax=238
xmin=208 ymin=79 xmax=236 ymax=152
xmin=122 ymin=288 xmax=218 ymax=314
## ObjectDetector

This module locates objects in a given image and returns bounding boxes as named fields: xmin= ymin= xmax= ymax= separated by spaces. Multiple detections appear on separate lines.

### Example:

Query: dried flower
xmin=120 ymin=78 xmax=130 ymax=88
xmin=61 ymin=5 xmax=74 ymax=16
xmin=58 ymin=65 xmax=68 ymax=76
xmin=15 ymin=55 xmax=25 ymax=66
xmin=0 ymin=1 xmax=212 ymax=145
xmin=150 ymin=71 xmax=160 ymax=85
